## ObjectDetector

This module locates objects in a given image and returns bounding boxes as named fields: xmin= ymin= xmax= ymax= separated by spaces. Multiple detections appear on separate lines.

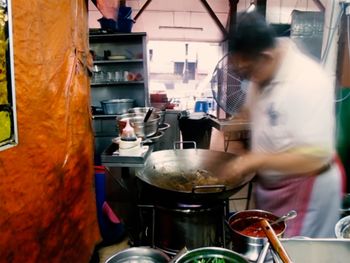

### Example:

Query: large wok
xmin=135 ymin=148 xmax=254 ymax=203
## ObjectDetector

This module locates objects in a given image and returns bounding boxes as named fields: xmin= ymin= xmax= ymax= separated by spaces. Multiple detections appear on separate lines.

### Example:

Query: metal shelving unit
xmin=89 ymin=31 xmax=150 ymax=163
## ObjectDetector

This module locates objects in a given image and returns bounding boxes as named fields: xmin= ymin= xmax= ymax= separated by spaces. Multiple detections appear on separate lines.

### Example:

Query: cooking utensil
xmin=335 ymin=215 xmax=350 ymax=238
xmin=135 ymin=148 xmax=254 ymax=202
xmin=128 ymin=107 xmax=165 ymax=125
xmin=256 ymin=242 xmax=270 ymax=263
xmin=144 ymin=107 xmax=153 ymax=122
xmin=228 ymin=209 xmax=287 ymax=262
xmin=255 ymin=210 xmax=297 ymax=232
xmin=154 ymin=202 xmax=225 ymax=253
xmin=260 ymin=219 xmax=293 ymax=263
xmin=100 ymin=99 xmax=134 ymax=115
xmin=117 ymin=112 xmax=160 ymax=138
xmin=105 ymin=247 xmax=170 ymax=263
xmin=174 ymin=247 xmax=250 ymax=263
xmin=169 ymin=247 xmax=188 ymax=263
xmin=271 ymin=210 xmax=297 ymax=227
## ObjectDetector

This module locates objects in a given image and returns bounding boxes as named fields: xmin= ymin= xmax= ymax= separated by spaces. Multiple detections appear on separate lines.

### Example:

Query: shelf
xmin=101 ymin=143 xmax=152 ymax=168
xmin=90 ymin=32 xmax=149 ymax=163
xmin=91 ymin=81 xmax=144 ymax=86
xmin=94 ymin=59 xmax=143 ymax=64
xmin=89 ymin=32 xmax=147 ymax=42
xmin=92 ymin=114 xmax=119 ymax=119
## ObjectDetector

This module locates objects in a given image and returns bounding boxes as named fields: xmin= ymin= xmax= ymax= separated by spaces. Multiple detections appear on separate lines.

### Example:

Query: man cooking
xmin=220 ymin=11 xmax=344 ymax=237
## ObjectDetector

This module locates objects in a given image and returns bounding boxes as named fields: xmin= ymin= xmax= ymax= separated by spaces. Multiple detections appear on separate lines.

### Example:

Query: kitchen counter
xmin=208 ymin=117 xmax=250 ymax=152
xmin=208 ymin=117 xmax=250 ymax=132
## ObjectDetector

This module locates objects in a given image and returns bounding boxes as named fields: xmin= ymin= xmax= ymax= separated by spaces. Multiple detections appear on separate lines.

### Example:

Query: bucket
xmin=194 ymin=100 xmax=209 ymax=113
xmin=117 ymin=6 xmax=134 ymax=33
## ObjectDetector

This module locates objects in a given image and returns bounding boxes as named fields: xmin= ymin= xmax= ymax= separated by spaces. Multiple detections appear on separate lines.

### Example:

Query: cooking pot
xmin=153 ymin=202 xmax=225 ymax=254
xmin=101 ymin=99 xmax=134 ymax=115
xmin=128 ymin=107 xmax=165 ymax=126
xmin=174 ymin=247 xmax=249 ymax=263
xmin=105 ymin=247 xmax=170 ymax=263
xmin=335 ymin=215 xmax=350 ymax=239
xmin=135 ymin=148 xmax=254 ymax=203
xmin=228 ymin=209 xmax=286 ymax=262
xmin=117 ymin=112 xmax=160 ymax=138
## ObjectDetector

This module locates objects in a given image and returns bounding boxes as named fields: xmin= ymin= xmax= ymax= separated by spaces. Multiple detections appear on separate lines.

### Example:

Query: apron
xmin=254 ymin=162 xmax=343 ymax=238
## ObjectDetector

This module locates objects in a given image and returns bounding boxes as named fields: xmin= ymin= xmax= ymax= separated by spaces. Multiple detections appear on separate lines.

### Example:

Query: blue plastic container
xmin=194 ymin=100 xmax=209 ymax=113
xmin=117 ymin=6 xmax=134 ymax=33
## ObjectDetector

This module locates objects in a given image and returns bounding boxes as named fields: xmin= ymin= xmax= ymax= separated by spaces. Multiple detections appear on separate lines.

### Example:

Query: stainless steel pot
xmin=117 ymin=112 xmax=160 ymax=138
xmin=105 ymin=247 xmax=170 ymax=263
xmin=228 ymin=210 xmax=286 ymax=262
xmin=154 ymin=202 xmax=225 ymax=254
xmin=335 ymin=215 xmax=350 ymax=238
xmin=101 ymin=99 xmax=134 ymax=115
xmin=174 ymin=247 xmax=249 ymax=263
xmin=128 ymin=107 xmax=165 ymax=125
xmin=135 ymin=148 xmax=254 ymax=202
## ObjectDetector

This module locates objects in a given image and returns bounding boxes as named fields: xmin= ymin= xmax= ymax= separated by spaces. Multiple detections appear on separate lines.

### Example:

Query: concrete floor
xmin=94 ymin=128 xmax=253 ymax=262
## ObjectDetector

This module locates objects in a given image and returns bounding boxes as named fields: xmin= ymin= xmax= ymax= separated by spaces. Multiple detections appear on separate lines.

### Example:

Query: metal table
xmin=208 ymin=117 xmax=250 ymax=152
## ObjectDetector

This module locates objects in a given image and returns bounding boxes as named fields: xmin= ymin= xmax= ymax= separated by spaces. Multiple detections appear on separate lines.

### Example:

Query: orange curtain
xmin=0 ymin=0 xmax=100 ymax=262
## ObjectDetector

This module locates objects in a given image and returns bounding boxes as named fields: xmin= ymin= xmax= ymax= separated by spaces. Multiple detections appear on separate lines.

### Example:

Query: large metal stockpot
xmin=154 ymin=202 xmax=225 ymax=254
xmin=135 ymin=148 xmax=254 ymax=203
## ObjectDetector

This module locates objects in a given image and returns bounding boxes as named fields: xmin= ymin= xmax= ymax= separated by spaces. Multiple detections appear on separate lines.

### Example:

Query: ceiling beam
xmin=199 ymin=0 xmax=228 ymax=39
xmin=312 ymin=0 xmax=325 ymax=12
xmin=134 ymin=0 xmax=153 ymax=22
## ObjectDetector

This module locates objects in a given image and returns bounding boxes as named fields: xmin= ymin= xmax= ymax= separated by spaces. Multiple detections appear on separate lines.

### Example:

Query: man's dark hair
xmin=228 ymin=11 xmax=276 ymax=57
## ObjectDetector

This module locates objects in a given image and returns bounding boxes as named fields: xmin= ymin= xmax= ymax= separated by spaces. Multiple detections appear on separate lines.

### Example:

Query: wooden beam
xmin=200 ymin=0 xmax=228 ymax=38
xmin=134 ymin=0 xmax=153 ymax=22
xmin=312 ymin=0 xmax=325 ymax=12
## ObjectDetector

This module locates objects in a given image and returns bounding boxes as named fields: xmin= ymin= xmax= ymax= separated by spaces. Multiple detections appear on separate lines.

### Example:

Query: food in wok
xmin=150 ymin=169 xmax=221 ymax=192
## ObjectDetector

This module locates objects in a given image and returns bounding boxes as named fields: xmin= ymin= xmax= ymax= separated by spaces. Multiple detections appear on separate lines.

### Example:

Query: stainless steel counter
xmin=209 ymin=117 xmax=250 ymax=132
xmin=209 ymin=117 xmax=250 ymax=152
xmin=280 ymin=238 xmax=350 ymax=263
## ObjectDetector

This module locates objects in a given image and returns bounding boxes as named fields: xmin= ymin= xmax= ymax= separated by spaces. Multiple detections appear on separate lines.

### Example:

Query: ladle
xmin=143 ymin=107 xmax=153 ymax=122
xmin=270 ymin=210 xmax=297 ymax=227
xmin=255 ymin=210 xmax=297 ymax=232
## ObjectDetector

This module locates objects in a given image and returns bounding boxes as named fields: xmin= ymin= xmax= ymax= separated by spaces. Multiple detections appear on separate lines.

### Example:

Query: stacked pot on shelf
xmin=116 ymin=107 xmax=167 ymax=141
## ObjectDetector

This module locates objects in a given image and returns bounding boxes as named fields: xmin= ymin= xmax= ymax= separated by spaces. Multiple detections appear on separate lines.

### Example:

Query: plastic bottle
xmin=121 ymin=119 xmax=136 ymax=141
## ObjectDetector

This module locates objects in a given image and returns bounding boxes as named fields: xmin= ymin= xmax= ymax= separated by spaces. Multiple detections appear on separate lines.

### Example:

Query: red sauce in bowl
xmin=230 ymin=216 xmax=284 ymax=238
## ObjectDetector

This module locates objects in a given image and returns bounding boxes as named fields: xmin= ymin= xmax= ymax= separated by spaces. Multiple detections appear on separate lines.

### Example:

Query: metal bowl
xmin=105 ymin=247 xmax=170 ymax=263
xmin=128 ymin=107 xmax=165 ymax=125
xmin=117 ymin=112 xmax=160 ymax=138
xmin=174 ymin=247 xmax=249 ymax=263
xmin=101 ymin=99 xmax=134 ymax=115
xmin=335 ymin=215 xmax=350 ymax=239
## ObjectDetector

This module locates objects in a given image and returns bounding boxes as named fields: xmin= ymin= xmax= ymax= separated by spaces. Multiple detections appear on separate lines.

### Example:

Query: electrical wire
xmin=321 ymin=4 xmax=344 ymax=64
xmin=347 ymin=14 xmax=350 ymax=71
xmin=335 ymin=7 xmax=350 ymax=142
xmin=321 ymin=0 xmax=335 ymax=63
xmin=335 ymin=8 xmax=350 ymax=103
